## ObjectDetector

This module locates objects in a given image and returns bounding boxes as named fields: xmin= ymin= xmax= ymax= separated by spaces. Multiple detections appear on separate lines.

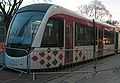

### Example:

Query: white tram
xmin=5 ymin=4 xmax=119 ymax=69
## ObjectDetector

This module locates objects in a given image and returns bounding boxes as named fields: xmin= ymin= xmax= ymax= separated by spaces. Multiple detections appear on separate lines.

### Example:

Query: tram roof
xmin=17 ymin=3 xmax=115 ymax=28
xmin=17 ymin=4 xmax=53 ymax=13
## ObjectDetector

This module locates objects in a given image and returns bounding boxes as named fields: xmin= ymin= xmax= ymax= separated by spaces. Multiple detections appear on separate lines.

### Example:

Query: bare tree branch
xmin=78 ymin=0 xmax=112 ymax=21
xmin=8 ymin=0 xmax=12 ymax=6
xmin=8 ymin=0 xmax=17 ymax=15
xmin=6 ymin=0 xmax=12 ymax=14
xmin=12 ymin=0 xmax=23 ymax=15
xmin=0 ymin=2 xmax=6 ymax=14
xmin=0 ymin=0 xmax=23 ymax=34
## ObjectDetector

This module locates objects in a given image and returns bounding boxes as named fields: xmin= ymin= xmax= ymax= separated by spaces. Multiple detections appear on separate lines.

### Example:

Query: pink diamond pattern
xmin=59 ymin=54 xmax=63 ymax=60
xmin=40 ymin=59 xmax=45 ymax=65
xmin=39 ymin=52 xmax=45 ymax=57
xmin=47 ymin=55 xmax=51 ymax=61
xmin=32 ymin=56 xmax=38 ymax=61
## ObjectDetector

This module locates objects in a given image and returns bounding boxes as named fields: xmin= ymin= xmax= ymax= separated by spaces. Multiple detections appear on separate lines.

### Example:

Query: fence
xmin=0 ymin=46 xmax=120 ymax=81
xmin=0 ymin=42 xmax=5 ymax=66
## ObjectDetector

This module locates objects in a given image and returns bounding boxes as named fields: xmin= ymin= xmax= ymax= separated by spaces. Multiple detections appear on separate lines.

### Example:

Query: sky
xmin=21 ymin=0 xmax=120 ymax=21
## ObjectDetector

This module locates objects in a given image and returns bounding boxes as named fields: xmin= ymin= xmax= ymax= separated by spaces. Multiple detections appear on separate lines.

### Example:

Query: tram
xmin=5 ymin=4 xmax=119 ymax=69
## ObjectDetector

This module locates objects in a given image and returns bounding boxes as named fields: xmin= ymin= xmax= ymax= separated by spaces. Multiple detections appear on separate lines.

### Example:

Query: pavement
xmin=0 ymin=55 xmax=120 ymax=83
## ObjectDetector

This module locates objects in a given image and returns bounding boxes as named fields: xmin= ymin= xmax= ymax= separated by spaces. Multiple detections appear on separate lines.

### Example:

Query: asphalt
xmin=1 ymin=55 xmax=120 ymax=83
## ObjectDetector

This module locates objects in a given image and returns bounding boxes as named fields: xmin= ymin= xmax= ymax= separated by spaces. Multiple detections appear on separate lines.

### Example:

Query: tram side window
xmin=104 ymin=30 xmax=114 ymax=45
xmin=41 ymin=18 xmax=64 ymax=47
xmin=75 ymin=23 xmax=94 ymax=46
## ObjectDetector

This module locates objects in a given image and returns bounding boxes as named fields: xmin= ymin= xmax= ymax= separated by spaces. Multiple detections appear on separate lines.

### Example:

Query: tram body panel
xmin=103 ymin=28 xmax=115 ymax=56
xmin=30 ymin=48 xmax=64 ymax=69
xmin=5 ymin=53 xmax=28 ymax=69
xmin=103 ymin=44 xmax=115 ymax=56
xmin=73 ymin=46 xmax=94 ymax=63
xmin=5 ymin=4 xmax=53 ymax=69
xmin=5 ymin=4 xmax=117 ymax=69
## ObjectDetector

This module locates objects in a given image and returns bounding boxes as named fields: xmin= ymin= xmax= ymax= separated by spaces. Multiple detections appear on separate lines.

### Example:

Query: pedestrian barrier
xmin=29 ymin=48 xmax=120 ymax=80
xmin=0 ymin=42 xmax=5 ymax=67
xmin=0 ymin=43 xmax=5 ymax=53
xmin=1 ymin=47 xmax=120 ymax=81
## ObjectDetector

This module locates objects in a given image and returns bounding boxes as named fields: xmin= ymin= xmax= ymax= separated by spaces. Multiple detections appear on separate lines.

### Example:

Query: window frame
xmin=41 ymin=17 xmax=64 ymax=47
xmin=75 ymin=22 xmax=94 ymax=46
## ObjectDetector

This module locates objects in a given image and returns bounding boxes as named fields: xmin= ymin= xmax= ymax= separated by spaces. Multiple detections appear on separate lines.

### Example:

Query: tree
xmin=106 ymin=20 xmax=119 ymax=25
xmin=0 ymin=0 xmax=23 ymax=34
xmin=78 ymin=0 xmax=112 ymax=21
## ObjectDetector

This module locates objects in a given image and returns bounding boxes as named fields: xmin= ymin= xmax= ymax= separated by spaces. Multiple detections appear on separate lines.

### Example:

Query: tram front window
xmin=7 ymin=11 xmax=44 ymax=50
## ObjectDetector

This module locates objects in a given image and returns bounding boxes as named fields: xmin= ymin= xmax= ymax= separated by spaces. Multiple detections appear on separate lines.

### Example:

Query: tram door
xmin=65 ymin=19 xmax=73 ymax=64
xmin=98 ymin=29 xmax=103 ymax=56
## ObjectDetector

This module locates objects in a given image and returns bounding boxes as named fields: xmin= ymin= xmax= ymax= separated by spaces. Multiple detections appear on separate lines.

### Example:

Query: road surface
xmin=0 ymin=55 xmax=120 ymax=83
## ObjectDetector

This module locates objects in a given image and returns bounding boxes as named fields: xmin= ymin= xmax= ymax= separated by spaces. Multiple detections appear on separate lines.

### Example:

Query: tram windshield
xmin=7 ymin=11 xmax=45 ymax=49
